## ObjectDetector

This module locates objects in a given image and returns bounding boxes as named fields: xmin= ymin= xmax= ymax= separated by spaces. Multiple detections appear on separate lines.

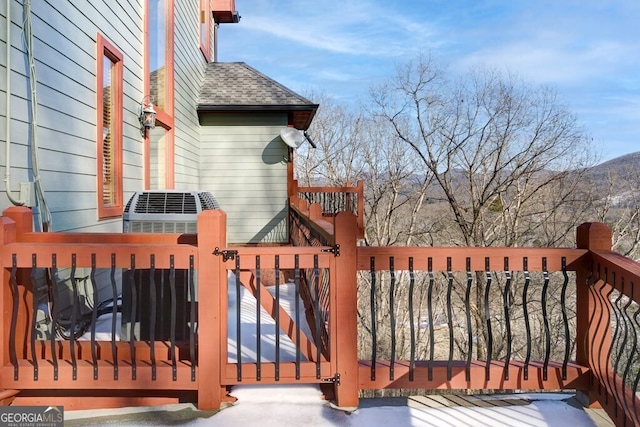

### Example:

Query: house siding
xmin=199 ymin=113 xmax=289 ymax=244
xmin=173 ymin=0 xmax=208 ymax=190
xmin=1 ymin=0 xmax=144 ymax=233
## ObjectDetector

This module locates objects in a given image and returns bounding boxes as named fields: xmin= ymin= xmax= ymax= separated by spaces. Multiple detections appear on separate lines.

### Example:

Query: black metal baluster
xmin=522 ymin=257 xmax=531 ymax=381
xmin=484 ymin=257 xmax=492 ymax=382
xmin=170 ymin=255 xmax=177 ymax=381
xmin=446 ymin=257 xmax=454 ymax=382
xmin=370 ymin=256 xmax=377 ymax=381
xmin=465 ymin=258 xmax=472 ymax=382
xmin=30 ymin=254 xmax=39 ymax=381
xmin=408 ymin=257 xmax=415 ymax=382
xmin=150 ymin=255 xmax=157 ymax=381
xmin=598 ymin=266 xmax=614 ymax=406
xmin=90 ymin=254 xmax=98 ymax=380
xmin=10 ymin=255 xmax=19 ymax=380
xmin=503 ymin=257 xmax=511 ymax=381
xmin=560 ymin=257 xmax=570 ymax=381
xmin=129 ymin=254 xmax=137 ymax=381
xmin=275 ymin=255 xmax=280 ymax=381
xmin=189 ymin=255 xmax=196 ymax=382
xmin=610 ymin=273 xmax=622 ymax=417
xmin=256 ymin=255 xmax=262 ymax=381
xmin=235 ymin=255 xmax=242 ymax=382
xmin=50 ymin=254 xmax=58 ymax=381
xmin=541 ymin=257 xmax=550 ymax=381
xmin=621 ymin=280 xmax=638 ymax=423
xmin=427 ymin=258 xmax=434 ymax=382
xmin=314 ymin=255 xmax=321 ymax=379
xmin=295 ymin=255 xmax=301 ymax=380
xmin=630 ymin=300 xmax=640 ymax=423
xmin=389 ymin=256 xmax=396 ymax=381
xmin=110 ymin=254 xmax=118 ymax=380
xmin=70 ymin=254 xmax=78 ymax=380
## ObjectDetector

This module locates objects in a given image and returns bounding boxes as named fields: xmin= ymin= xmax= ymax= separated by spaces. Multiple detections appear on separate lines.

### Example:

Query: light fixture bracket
xmin=139 ymin=95 xmax=157 ymax=137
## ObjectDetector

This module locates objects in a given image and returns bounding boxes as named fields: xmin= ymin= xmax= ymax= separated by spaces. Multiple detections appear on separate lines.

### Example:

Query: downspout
xmin=4 ymin=0 xmax=24 ymax=206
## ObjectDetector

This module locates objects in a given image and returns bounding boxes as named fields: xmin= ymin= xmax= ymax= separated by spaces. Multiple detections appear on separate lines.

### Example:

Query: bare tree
xmin=369 ymin=55 xmax=597 ymax=360
xmin=371 ymin=55 xmax=595 ymax=248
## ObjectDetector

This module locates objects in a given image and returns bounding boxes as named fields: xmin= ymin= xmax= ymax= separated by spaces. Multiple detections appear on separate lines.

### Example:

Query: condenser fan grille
xmin=123 ymin=190 xmax=220 ymax=234
xmin=133 ymin=192 xmax=198 ymax=214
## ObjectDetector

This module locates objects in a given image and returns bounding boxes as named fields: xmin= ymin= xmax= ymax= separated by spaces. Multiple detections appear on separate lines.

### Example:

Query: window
xmin=145 ymin=0 xmax=175 ymax=189
xmin=200 ymin=0 xmax=212 ymax=61
xmin=96 ymin=34 xmax=123 ymax=219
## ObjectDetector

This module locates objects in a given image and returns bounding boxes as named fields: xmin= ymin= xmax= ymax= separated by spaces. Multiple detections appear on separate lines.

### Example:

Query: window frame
xmin=200 ymin=0 xmax=212 ymax=61
xmin=96 ymin=34 xmax=124 ymax=219
xmin=144 ymin=0 xmax=175 ymax=190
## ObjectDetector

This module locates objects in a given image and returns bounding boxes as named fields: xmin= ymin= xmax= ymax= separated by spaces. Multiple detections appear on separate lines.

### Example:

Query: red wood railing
xmin=290 ymin=179 xmax=364 ymax=239
xmin=1 ymin=202 xmax=640 ymax=425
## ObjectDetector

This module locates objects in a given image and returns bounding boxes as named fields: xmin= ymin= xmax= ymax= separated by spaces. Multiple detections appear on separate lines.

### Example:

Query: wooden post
xmin=196 ymin=209 xmax=228 ymax=409
xmin=575 ymin=222 xmax=612 ymax=408
xmin=332 ymin=211 xmax=359 ymax=408
xmin=1 ymin=215 xmax=17 ymax=368
xmin=3 ymin=207 xmax=34 ymax=240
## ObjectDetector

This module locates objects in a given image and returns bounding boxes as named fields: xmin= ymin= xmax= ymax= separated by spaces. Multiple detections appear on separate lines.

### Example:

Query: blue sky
xmin=217 ymin=0 xmax=640 ymax=161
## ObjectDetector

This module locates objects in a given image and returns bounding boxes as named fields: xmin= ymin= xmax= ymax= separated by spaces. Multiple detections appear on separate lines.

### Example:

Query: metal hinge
xmin=321 ymin=373 xmax=341 ymax=386
xmin=213 ymin=247 xmax=238 ymax=261
xmin=322 ymin=244 xmax=340 ymax=257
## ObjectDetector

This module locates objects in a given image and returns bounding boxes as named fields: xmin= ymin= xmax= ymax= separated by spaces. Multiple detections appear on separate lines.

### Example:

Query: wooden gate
xmin=215 ymin=247 xmax=338 ymax=387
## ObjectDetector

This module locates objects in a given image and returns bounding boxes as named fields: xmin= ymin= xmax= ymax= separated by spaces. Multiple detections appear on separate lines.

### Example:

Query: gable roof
xmin=198 ymin=62 xmax=318 ymax=130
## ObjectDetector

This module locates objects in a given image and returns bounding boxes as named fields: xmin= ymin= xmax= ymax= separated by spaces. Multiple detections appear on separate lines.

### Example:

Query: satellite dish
xmin=280 ymin=128 xmax=307 ymax=149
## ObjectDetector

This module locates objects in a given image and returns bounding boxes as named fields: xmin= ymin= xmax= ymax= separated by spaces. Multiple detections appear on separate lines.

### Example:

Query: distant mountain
xmin=585 ymin=151 xmax=640 ymax=183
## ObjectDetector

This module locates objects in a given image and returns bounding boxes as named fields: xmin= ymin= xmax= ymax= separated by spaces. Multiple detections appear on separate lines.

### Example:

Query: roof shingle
xmin=198 ymin=62 xmax=318 ymax=129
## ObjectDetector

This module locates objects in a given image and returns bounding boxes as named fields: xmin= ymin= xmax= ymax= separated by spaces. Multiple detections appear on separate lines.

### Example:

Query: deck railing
xmin=1 ymin=203 xmax=640 ymax=425
xmin=290 ymin=179 xmax=364 ymax=239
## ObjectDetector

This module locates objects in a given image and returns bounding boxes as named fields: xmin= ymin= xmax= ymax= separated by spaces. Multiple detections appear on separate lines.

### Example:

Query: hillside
xmin=585 ymin=151 xmax=640 ymax=182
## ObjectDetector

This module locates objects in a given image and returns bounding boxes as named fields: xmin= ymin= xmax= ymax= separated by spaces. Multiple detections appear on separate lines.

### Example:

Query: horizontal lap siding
xmin=200 ymin=113 xmax=289 ymax=244
xmin=0 ymin=0 xmax=144 ymax=231
xmin=173 ymin=0 xmax=206 ymax=190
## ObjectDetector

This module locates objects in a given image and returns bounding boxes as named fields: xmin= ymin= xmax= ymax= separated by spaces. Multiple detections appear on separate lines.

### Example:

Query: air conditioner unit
xmin=121 ymin=190 xmax=220 ymax=341
xmin=123 ymin=190 xmax=220 ymax=233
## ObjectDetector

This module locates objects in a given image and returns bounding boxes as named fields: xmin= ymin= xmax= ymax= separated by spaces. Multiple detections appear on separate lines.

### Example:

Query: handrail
xmin=290 ymin=179 xmax=364 ymax=239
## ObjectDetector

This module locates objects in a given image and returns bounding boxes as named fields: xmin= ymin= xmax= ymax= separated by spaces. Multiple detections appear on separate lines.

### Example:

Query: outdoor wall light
xmin=139 ymin=96 xmax=157 ymax=137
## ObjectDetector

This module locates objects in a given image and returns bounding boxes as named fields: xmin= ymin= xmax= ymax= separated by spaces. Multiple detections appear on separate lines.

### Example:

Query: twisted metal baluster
xmin=465 ymin=257 xmax=473 ymax=382
xmin=389 ymin=256 xmax=396 ymax=381
xmin=408 ymin=257 xmax=416 ymax=382
xmin=50 ymin=254 xmax=58 ymax=381
xmin=484 ymin=257 xmax=493 ymax=382
xmin=30 ymin=254 xmax=39 ymax=381
xmin=541 ymin=257 xmax=550 ymax=381
xmin=256 ymin=255 xmax=262 ymax=381
xmin=427 ymin=258 xmax=435 ymax=382
xmin=609 ymin=274 xmax=623 ymax=418
xmin=560 ymin=257 xmax=570 ymax=381
xmin=150 ymin=255 xmax=157 ymax=381
xmin=446 ymin=257 xmax=454 ymax=381
xmin=522 ymin=257 xmax=531 ymax=381
xmin=370 ymin=257 xmax=377 ymax=381
xmin=90 ymin=254 xmax=98 ymax=380
xmin=110 ymin=254 xmax=118 ymax=380
xmin=10 ymin=255 xmax=19 ymax=380
xmin=503 ymin=257 xmax=512 ymax=381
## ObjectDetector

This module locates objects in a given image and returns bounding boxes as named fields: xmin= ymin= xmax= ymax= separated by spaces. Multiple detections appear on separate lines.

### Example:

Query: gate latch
xmin=213 ymin=247 xmax=238 ymax=261
xmin=321 ymin=244 xmax=340 ymax=257
xmin=321 ymin=373 xmax=341 ymax=386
